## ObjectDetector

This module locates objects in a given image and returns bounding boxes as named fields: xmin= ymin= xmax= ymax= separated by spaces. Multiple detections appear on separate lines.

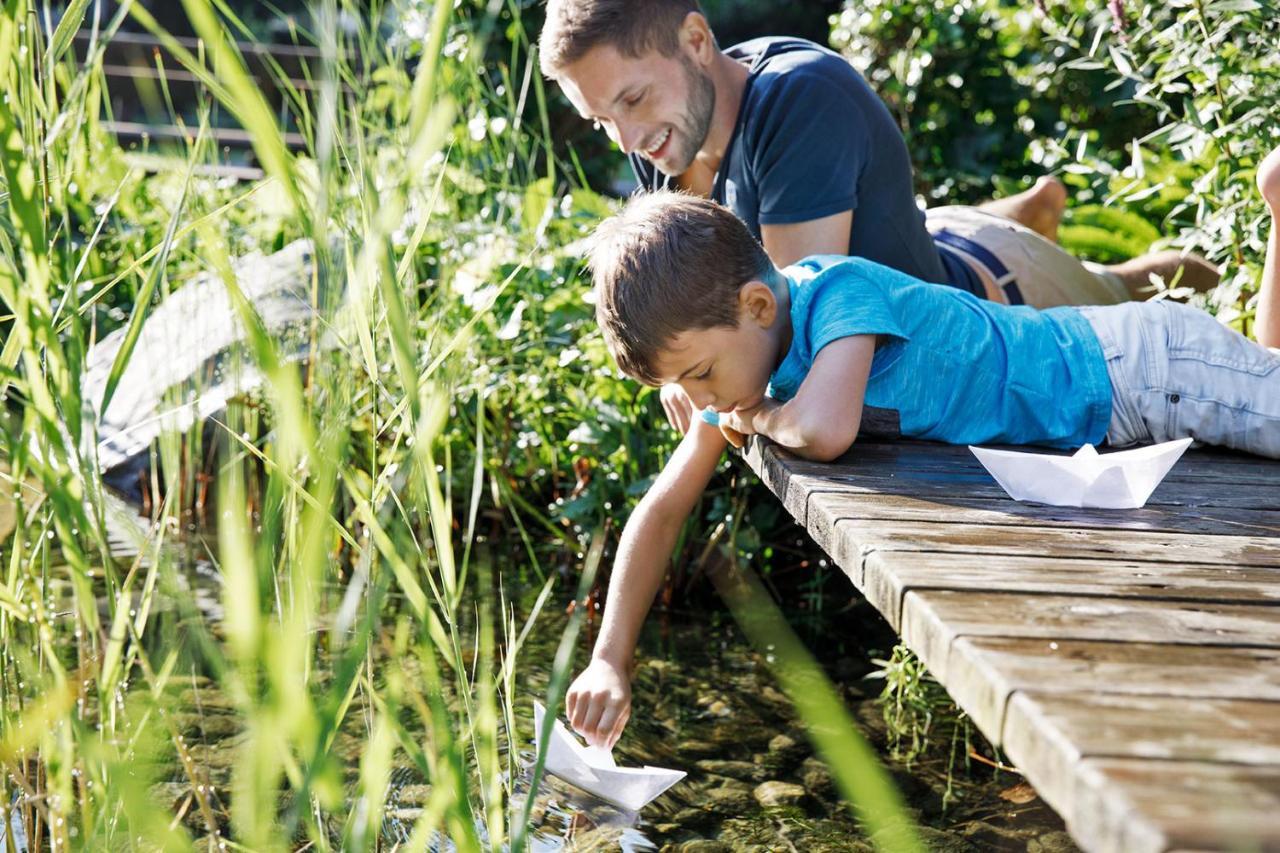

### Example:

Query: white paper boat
xmin=969 ymin=438 xmax=1193 ymax=509
xmin=532 ymin=702 xmax=686 ymax=811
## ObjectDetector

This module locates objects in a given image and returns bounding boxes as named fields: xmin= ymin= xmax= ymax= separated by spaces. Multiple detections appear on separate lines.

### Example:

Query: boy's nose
xmin=687 ymin=387 xmax=715 ymax=410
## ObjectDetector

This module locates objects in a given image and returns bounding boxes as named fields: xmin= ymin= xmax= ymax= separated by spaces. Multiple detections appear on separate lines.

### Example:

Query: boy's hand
xmin=720 ymin=398 xmax=779 ymax=438
xmin=566 ymin=657 xmax=632 ymax=749
xmin=659 ymin=384 xmax=696 ymax=434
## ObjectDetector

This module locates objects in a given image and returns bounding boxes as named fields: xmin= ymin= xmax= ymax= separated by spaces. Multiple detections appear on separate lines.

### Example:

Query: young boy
xmin=565 ymin=156 xmax=1280 ymax=750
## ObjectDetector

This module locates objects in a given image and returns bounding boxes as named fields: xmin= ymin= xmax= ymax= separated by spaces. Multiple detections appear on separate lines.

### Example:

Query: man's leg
xmin=1255 ymin=145 xmax=1280 ymax=348
xmin=927 ymin=206 xmax=1219 ymax=309
xmin=1098 ymin=249 xmax=1220 ymax=301
xmin=977 ymin=176 xmax=1068 ymax=243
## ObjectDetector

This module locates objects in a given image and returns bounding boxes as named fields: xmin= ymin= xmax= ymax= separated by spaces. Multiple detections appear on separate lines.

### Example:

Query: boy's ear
xmin=738 ymin=280 xmax=778 ymax=328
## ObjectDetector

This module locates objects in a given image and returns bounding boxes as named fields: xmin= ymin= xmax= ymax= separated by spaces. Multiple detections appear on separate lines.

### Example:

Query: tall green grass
xmin=0 ymin=1 xmax=922 ymax=849
xmin=0 ymin=0 xmax=587 ymax=847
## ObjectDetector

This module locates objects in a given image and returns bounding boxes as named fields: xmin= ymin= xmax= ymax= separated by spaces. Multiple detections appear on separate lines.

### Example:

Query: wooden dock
xmin=742 ymin=437 xmax=1280 ymax=853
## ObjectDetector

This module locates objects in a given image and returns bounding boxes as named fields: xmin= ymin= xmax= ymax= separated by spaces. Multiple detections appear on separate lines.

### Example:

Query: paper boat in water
xmin=969 ymin=438 xmax=1193 ymax=509
xmin=533 ymin=702 xmax=686 ymax=811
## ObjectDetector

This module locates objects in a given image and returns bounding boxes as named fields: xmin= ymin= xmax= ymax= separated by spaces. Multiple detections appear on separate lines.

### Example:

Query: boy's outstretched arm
xmin=1255 ymin=146 xmax=1280 ymax=349
xmin=566 ymin=417 xmax=728 ymax=748
xmin=722 ymin=335 xmax=875 ymax=462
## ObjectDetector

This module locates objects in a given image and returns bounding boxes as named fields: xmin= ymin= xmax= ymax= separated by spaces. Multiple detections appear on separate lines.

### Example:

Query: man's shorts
xmin=925 ymin=206 xmax=1130 ymax=309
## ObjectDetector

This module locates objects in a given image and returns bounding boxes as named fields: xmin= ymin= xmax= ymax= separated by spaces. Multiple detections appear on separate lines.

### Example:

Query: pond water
xmin=5 ymin=500 xmax=1078 ymax=851
xmin=494 ymin=596 xmax=1078 ymax=853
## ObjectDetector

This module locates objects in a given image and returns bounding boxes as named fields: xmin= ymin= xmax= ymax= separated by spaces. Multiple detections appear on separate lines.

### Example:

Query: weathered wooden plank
xmin=1005 ymin=691 xmax=1280 ymax=775
xmin=742 ymin=438 xmax=1280 ymax=853
xmin=942 ymin=637 xmax=1280 ymax=740
xmin=749 ymin=440 xmax=1280 ymax=513
xmin=810 ymin=491 xmax=1280 ymax=538
xmin=859 ymin=551 xmax=1280 ymax=628
xmin=899 ymin=590 xmax=1280 ymax=686
xmin=817 ymin=515 xmax=1280 ymax=580
xmin=827 ymin=437 xmax=1267 ymax=474
xmin=1000 ymin=694 xmax=1280 ymax=852
xmin=790 ymin=442 xmax=1280 ymax=495
xmin=1068 ymin=759 xmax=1280 ymax=853
xmin=802 ymin=467 xmax=1280 ymax=510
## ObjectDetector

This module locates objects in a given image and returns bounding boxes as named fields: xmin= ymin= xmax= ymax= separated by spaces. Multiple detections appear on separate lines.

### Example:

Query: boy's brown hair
xmin=588 ymin=190 xmax=774 ymax=385
xmin=539 ymin=0 xmax=704 ymax=77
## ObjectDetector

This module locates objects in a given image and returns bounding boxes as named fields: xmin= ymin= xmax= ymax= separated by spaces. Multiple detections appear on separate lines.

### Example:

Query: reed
xmin=0 ymin=1 xmax=920 ymax=849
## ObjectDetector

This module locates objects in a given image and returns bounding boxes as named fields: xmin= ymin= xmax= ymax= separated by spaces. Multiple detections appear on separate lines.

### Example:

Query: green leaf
xmin=522 ymin=176 xmax=554 ymax=234
xmin=1209 ymin=0 xmax=1261 ymax=11
xmin=47 ymin=0 xmax=92 ymax=65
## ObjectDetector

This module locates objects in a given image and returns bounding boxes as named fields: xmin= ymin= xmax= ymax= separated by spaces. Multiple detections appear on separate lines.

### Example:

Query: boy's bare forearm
xmin=590 ymin=502 xmax=683 ymax=667
xmin=752 ymin=399 xmax=857 ymax=461
xmin=589 ymin=420 xmax=727 ymax=666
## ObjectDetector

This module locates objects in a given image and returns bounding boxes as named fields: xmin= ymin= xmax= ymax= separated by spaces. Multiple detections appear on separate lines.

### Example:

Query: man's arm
xmin=761 ymin=210 xmax=854 ymax=268
xmin=722 ymin=334 xmax=875 ymax=462
xmin=567 ymin=418 xmax=728 ymax=747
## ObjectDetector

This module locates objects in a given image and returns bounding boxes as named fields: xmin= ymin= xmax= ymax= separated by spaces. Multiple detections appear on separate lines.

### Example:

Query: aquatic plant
xmin=0 ymin=0 xmax=588 ymax=847
xmin=0 ymin=0 xmax=925 ymax=848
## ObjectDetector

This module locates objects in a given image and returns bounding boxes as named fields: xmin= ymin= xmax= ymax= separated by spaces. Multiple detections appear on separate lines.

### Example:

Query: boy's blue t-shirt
xmin=631 ymin=37 xmax=981 ymax=296
xmin=704 ymin=256 xmax=1112 ymax=448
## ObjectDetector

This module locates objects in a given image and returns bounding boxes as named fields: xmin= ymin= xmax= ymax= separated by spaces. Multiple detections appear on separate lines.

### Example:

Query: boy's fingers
xmin=566 ymin=690 xmax=579 ymax=721
xmin=569 ymin=695 xmax=590 ymax=735
xmin=720 ymin=424 xmax=746 ymax=448
xmin=580 ymin=699 xmax=607 ymax=745
xmin=664 ymin=398 xmax=689 ymax=434
xmin=606 ymin=704 xmax=630 ymax=750
xmin=596 ymin=704 xmax=621 ymax=746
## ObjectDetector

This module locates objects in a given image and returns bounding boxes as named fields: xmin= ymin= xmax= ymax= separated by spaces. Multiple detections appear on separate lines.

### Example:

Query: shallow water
xmin=493 ymin=600 xmax=1080 ymax=852
xmin=5 ymin=498 xmax=1078 ymax=851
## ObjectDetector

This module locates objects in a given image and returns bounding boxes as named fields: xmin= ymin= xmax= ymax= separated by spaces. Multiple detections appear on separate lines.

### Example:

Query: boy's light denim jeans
xmin=1077 ymin=301 xmax=1280 ymax=458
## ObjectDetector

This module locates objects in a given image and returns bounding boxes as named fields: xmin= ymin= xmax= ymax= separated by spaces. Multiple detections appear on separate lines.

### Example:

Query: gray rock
xmin=766 ymin=733 xmax=806 ymax=769
xmin=898 ymin=826 xmax=980 ymax=853
xmin=800 ymin=756 xmax=835 ymax=798
xmin=1027 ymin=831 xmax=1080 ymax=853
xmin=767 ymin=733 xmax=799 ymax=755
xmin=962 ymin=820 xmax=1031 ymax=849
xmin=701 ymin=782 xmax=755 ymax=814
xmin=678 ymin=841 xmax=731 ymax=853
xmin=83 ymin=240 xmax=318 ymax=473
xmin=675 ymin=739 xmax=721 ymax=759
xmin=671 ymin=808 xmax=715 ymax=829
xmin=695 ymin=759 xmax=766 ymax=782
xmin=752 ymin=780 xmax=807 ymax=808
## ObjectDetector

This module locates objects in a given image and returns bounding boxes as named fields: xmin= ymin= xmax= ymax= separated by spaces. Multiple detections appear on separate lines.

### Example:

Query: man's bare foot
xmin=979 ymin=175 xmax=1068 ymax=243
xmin=1107 ymin=249 xmax=1220 ymax=299
xmin=1258 ymin=146 xmax=1280 ymax=211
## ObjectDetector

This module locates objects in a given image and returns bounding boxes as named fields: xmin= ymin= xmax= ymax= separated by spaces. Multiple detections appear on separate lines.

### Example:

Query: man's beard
xmin=654 ymin=56 xmax=716 ymax=177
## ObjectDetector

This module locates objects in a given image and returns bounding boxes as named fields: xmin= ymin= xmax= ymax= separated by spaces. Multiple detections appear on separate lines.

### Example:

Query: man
xmin=539 ymin=0 xmax=1218 ymax=430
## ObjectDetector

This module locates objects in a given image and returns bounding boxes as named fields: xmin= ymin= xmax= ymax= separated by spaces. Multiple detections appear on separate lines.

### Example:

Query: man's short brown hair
xmin=539 ymin=0 xmax=704 ymax=77
xmin=588 ymin=190 xmax=774 ymax=385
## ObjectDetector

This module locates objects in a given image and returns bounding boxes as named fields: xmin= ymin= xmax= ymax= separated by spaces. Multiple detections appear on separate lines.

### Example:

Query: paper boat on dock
xmin=969 ymin=438 xmax=1193 ymax=509
xmin=533 ymin=702 xmax=686 ymax=811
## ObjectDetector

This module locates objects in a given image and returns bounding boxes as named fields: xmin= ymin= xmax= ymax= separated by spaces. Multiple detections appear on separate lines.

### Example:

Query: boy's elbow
xmin=794 ymin=420 xmax=858 ymax=462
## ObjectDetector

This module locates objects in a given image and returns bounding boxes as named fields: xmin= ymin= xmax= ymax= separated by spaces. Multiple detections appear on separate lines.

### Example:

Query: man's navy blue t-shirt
xmin=630 ymin=36 xmax=980 ymax=294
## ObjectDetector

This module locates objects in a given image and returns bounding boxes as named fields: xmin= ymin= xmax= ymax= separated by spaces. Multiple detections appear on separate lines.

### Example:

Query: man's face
xmin=557 ymin=43 xmax=715 ymax=177
xmin=651 ymin=298 xmax=779 ymax=417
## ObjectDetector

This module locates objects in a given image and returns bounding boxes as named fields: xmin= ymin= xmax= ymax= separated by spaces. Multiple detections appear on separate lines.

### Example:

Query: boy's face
xmin=556 ymin=42 xmax=715 ymax=177
xmin=650 ymin=282 xmax=782 ymax=415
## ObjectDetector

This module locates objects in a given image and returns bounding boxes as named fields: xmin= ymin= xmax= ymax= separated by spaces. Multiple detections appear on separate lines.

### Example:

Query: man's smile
xmin=642 ymin=127 xmax=672 ymax=159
